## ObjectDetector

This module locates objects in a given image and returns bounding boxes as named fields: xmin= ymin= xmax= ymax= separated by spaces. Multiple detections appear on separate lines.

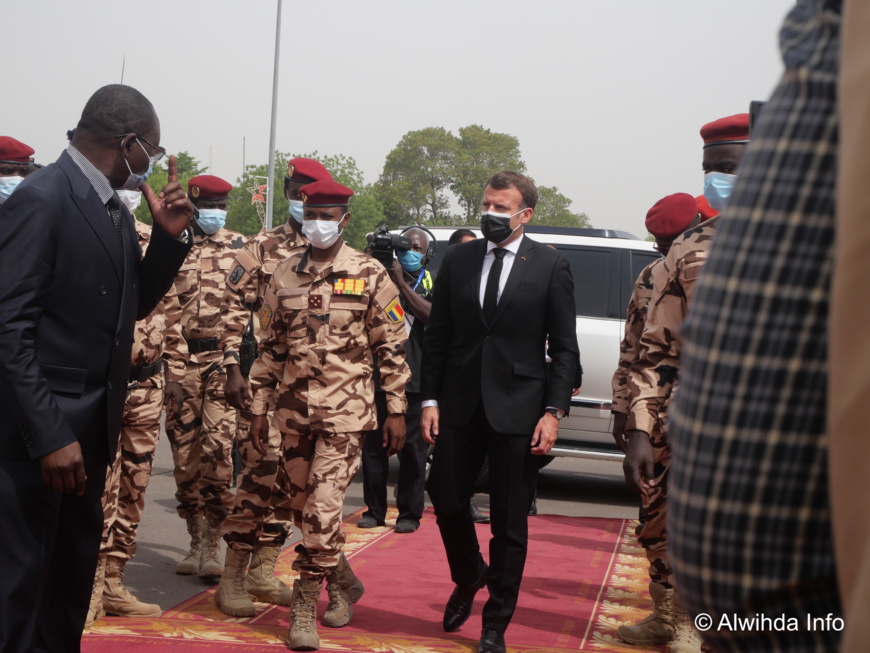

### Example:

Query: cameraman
xmin=359 ymin=227 xmax=434 ymax=533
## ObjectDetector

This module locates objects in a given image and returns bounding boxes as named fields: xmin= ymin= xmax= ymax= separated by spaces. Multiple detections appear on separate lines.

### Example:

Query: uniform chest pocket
xmin=329 ymin=295 xmax=368 ymax=338
xmin=276 ymin=292 xmax=309 ymax=339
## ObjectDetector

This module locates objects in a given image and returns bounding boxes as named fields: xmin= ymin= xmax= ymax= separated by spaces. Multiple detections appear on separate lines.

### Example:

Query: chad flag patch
xmin=334 ymin=278 xmax=366 ymax=295
xmin=384 ymin=298 xmax=405 ymax=324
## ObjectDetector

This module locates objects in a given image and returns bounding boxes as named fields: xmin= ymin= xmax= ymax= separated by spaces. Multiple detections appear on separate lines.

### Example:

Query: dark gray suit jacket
xmin=0 ymin=150 xmax=191 ymax=464
xmin=421 ymin=235 xmax=578 ymax=435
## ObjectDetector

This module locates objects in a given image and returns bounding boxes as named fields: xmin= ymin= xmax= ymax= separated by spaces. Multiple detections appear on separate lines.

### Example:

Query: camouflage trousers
xmin=283 ymin=429 xmax=364 ymax=579
xmin=637 ymin=417 xmax=671 ymax=586
xmin=165 ymin=360 xmax=236 ymax=526
xmin=221 ymin=410 xmax=294 ymax=553
xmin=99 ymin=377 xmax=163 ymax=561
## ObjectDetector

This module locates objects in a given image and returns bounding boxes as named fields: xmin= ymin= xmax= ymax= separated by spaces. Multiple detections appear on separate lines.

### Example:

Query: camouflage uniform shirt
xmin=249 ymin=242 xmax=410 ymax=432
xmin=163 ymin=227 xmax=246 ymax=379
xmin=626 ymin=216 xmax=719 ymax=435
xmin=220 ymin=222 xmax=306 ymax=368
xmin=611 ymin=257 xmax=664 ymax=415
xmin=131 ymin=220 xmax=170 ymax=371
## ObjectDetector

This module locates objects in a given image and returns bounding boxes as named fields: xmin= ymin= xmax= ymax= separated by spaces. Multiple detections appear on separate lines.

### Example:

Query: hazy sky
xmin=6 ymin=0 xmax=794 ymax=235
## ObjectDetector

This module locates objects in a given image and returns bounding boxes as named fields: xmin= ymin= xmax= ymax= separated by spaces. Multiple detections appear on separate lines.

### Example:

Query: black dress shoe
xmin=477 ymin=628 xmax=506 ymax=653
xmin=528 ymin=497 xmax=538 ymax=516
xmin=442 ymin=563 xmax=488 ymax=632
xmin=469 ymin=501 xmax=490 ymax=524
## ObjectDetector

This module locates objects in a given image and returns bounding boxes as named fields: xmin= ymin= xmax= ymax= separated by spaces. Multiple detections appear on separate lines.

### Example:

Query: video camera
xmin=365 ymin=225 xmax=412 ymax=269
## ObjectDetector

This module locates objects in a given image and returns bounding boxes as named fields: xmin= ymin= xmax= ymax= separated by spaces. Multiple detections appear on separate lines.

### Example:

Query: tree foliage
xmin=533 ymin=186 xmax=592 ymax=228
xmin=376 ymin=127 xmax=457 ymax=226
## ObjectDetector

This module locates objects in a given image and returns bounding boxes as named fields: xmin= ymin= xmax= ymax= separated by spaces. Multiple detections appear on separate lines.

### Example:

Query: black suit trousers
xmin=426 ymin=401 xmax=539 ymax=633
xmin=0 ymin=457 xmax=107 ymax=653
xmin=361 ymin=392 xmax=427 ymax=524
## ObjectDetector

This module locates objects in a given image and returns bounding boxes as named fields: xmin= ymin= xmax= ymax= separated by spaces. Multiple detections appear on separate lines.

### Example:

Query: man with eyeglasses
xmin=0 ymin=136 xmax=36 ymax=205
xmin=0 ymin=84 xmax=192 ymax=653
xmin=163 ymin=174 xmax=247 ymax=581
xmin=214 ymin=157 xmax=333 ymax=617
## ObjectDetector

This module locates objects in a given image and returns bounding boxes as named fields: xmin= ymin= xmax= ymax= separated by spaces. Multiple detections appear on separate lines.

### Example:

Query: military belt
xmin=129 ymin=359 xmax=164 ymax=382
xmin=186 ymin=337 xmax=219 ymax=354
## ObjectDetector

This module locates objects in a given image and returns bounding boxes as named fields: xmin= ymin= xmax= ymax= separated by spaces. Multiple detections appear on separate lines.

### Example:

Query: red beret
xmin=0 ymin=136 xmax=35 ymax=163
xmin=701 ymin=113 xmax=750 ymax=148
xmin=645 ymin=193 xmax=698 ymax=241
xmin=188 ymin=174 xmax=233 ymax=200
xmin=299 ymin=180 xmax=354 ymax=207
xmin=695 ymin=194 xmax=719 ymax=222
xmin=286 ymin=158 xmax=333 ymax=184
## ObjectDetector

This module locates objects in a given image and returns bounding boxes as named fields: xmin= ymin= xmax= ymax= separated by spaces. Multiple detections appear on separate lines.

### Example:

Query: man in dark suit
xmin=421 ymin=171 xmax=578 ymax=653
xmin=0 ymin=84 xmax=193 ymax=653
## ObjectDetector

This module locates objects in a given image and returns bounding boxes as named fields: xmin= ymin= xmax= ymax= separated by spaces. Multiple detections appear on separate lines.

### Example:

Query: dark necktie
xmin=107 ymin=193 xmax=124 ymax=241
xmin=483 ymin=247 xmax=507 ymax=323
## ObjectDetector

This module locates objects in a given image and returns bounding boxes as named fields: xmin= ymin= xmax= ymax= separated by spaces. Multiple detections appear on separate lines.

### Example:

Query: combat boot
xmin=176 ymin=515 xmax=203 ymax=575
xmin=199 ymin=518 xmax=223 ymax=578
xmin=669 ymin=594 xmax=702 ymax=653
xmin=85 ymin=555 xmax=107 ymax=629
xmin=244 ymin=544 xmax=293 ymax=605
xmin=618 ymin=581 xmax=676 ymax=645
xmin=287 ymin=576 xmax=322 ymax=651
xmin=322 ymin=552 xmax=364 ymax=628
xmin=102 ymin=555 xmax=163 ymax=618
xmin=215 ymin=547 xmax=256 ymax=617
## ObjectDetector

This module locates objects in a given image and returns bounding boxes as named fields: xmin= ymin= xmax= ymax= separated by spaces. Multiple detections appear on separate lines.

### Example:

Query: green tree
xmin=134 ymin=151 xmax=207 ymax=225
xmin=451 ymin=124 xmax=526 ymax=224
xmin=375 ymin=127 xmax=458 ymax=226
xmin=533 ymin=186 xmax=592 ymax=228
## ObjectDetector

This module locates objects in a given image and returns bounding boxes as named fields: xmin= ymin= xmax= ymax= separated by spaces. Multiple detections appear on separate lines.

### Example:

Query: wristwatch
xmin=545 ymin=407 xmax=566 ymax=420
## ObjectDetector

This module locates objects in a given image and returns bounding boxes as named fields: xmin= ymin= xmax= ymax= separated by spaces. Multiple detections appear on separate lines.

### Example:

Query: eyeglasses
xmin=115 ymin=133 xmax=166 ymax=164
xmin=0 ymin=162 xmax=33 ymax=177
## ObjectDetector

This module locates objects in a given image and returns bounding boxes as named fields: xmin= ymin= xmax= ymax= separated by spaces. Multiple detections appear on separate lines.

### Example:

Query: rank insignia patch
xmin=333 ymin=278 xmax=366 ymax=295
xmin=259 ymin=304 xmax=273 ymax=330
xmin=309 ymin=294 xmax=323 ymax=309
xmin=384 ymin=298 xmax=405 ymax=324
xmin=229 ymin=265 xmax=245 ymax=285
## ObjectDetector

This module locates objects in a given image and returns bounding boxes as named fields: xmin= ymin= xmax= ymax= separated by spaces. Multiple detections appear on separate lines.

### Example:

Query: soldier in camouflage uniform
xmin=164 ymin=175 xmax=246 ymax=579
xmin=86 ymin=199 xmax=180 ymax=628
xmin=248 ymin=180 xmax=409 ymax=651
xmin=621 ymin=115 xmax=750 ymax=653
xmin=609 ymin=193 xmax=698 ymax=647
xmin=216 ymin=158 xmax=333 ymax=617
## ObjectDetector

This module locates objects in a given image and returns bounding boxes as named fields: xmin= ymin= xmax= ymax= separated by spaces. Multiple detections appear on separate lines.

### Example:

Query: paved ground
xmin=125 ymin=432 xmax=639 ymax=610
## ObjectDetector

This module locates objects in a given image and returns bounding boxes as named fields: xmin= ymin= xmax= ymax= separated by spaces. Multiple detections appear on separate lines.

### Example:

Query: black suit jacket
xmin=421 ymin=235 xmax=578 ymax=435
xmin=0 ymin=151 xmax=191 ymax=464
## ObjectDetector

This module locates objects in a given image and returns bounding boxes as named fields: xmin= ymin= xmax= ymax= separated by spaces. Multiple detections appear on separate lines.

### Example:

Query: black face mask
xmin=480 ymin=211 xmax=519 ymax=244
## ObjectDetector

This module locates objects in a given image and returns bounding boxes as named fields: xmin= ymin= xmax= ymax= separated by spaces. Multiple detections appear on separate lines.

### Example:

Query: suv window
xmin=556 ymin=246 xmax=618 ymax=319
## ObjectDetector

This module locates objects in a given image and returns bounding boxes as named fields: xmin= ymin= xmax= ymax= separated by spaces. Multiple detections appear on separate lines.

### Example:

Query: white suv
xmin=419 ymin=225 xmax=658 ymax=462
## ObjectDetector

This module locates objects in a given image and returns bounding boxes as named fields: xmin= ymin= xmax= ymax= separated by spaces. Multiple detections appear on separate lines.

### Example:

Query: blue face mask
xmin=397 ymin=249 xmax=425 ymax=273
xmin=0 ymin=176 xmax=24 ymax=204
xmin=703 ymin=171 xmax=737 ymax=213
xmin=288 ymin=199 xmax=304 ymax=224
xmin=196 ymin=208 xmax=227 ymax=235
xmin=120 ymin=139 xmax=155 ymax=191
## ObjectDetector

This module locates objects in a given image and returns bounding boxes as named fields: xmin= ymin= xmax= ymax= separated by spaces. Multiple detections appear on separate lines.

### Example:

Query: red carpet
xmin=84 ymin=508 xmax=663 ymax=652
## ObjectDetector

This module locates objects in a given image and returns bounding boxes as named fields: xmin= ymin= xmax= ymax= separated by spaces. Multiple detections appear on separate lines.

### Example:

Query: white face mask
xmin=302 ymin=215 xmax=345 ymax=249
xmin=116 ymin=189 xmax=142 ymax=213
xmin=0 ymin=176 xmax=25 ymax=204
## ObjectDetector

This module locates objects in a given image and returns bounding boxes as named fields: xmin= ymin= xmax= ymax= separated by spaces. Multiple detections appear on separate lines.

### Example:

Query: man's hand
xmin=164 ymin=381 xmax=184 ymax=421
xmin=572 ymin=386 xmax=582 ymax=397
xmin=249 ymin=414 xmax=270 ymax=457
xmin=39 ymin=441 xmax=86 ymax=495
xmin=421 ymin=406 xmax=440 ymax=445
xmin=383 ymin=414 xmax=406 ymax=456
xmin=611 ymin=412 xmax=629 ymax=453
xmin=531 ymin=412 xmax=560 ymax=455
xmin=622 ymin=429 xmax=655 ymax=495
xmin=225 ymin=365 xmax=252 ymax=411
xmin=389 ymin=259 xmax=404 ymax=285
xmin=141 ymin=155 xmax=193 ymax=237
